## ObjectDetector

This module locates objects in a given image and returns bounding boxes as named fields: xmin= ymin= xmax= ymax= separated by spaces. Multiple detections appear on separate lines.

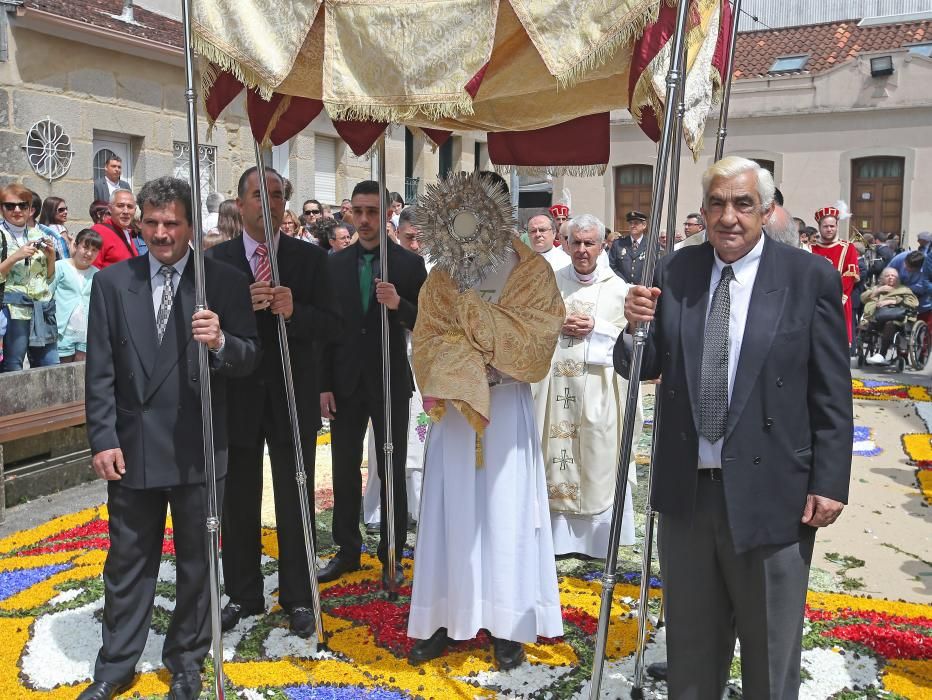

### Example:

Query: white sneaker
xmin=866 ymin=353 xmax=887 ymax=365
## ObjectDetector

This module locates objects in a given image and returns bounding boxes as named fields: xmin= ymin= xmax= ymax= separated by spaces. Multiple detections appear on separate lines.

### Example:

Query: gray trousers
xmin=658 ymin=477 xmax=815 ymax=699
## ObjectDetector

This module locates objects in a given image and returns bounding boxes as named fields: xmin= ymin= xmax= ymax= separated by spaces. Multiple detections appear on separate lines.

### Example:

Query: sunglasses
xmin=304 ymin=209 xmax=320 ymax=215
xmin=2 ymin=201 xmax=30 ymax=211
xmin=57 ymin=207 xmax=68 ymax=212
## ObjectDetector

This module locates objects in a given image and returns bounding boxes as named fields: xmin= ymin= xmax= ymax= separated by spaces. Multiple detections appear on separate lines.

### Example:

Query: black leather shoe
xmin=646 ymin=661 xmax=668 ymax=681
xmin=220 ymin=601 xmax=264 ymax=632
xmin=491 ymin=637 xmax=526 ymax=671
xmin=408 ymin=627 xmax=453 ymax=664
xmin=381 ymin=563 xmax=404 ymax=589
xmin=169 ymin=670 xmax=202 ymax=700
xmin=77 ymin=679 xmax=134 ymax=700
xmin=317 ymin=557 xmax=361 ymax=583
xmin=289 ymin=606 xmax=316 ymax=638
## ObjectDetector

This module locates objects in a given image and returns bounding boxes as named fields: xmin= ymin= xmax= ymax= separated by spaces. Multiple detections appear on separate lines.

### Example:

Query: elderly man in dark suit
xmin=80 ymin=177 xmax=259 ymax=700
xmin=317 ymin=180 xmax=427 ymax=587
xmin=616 ymin=156 xmax=852 ymax=699
xmin=207 ymin=166 xmax=341 ymax=637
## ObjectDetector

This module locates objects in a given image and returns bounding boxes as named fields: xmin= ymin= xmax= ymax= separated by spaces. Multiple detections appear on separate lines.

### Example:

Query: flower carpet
xmin=1 ymin=377 xmax=930 ymax=699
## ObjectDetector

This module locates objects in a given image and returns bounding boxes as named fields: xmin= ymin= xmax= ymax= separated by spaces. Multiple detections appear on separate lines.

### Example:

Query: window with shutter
xmin=315 ymin=136 xmax=337 ymax=204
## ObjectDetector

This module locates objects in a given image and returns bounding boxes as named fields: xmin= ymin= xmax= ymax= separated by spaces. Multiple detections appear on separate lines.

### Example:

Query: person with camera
xmin=861 ymin=266 xmax=918 ymax=365
xmin=0 ymin=184 xmax=58 ymax=371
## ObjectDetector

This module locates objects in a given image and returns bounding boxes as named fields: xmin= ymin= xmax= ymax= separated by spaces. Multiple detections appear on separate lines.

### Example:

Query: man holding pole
xmin=207 ymin=166 xmax=342 ymax=637
xmin=80 ymin=177 xmax=259 ymax=700
xmin=318 ymin=180 xmax=427 ymax=587
xmin=616 ymin=157 xmax=852 ymax=699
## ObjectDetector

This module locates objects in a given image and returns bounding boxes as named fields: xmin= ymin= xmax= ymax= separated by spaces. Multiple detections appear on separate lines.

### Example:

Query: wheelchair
xmin=856 ymin=312 xmax=930 ymax=372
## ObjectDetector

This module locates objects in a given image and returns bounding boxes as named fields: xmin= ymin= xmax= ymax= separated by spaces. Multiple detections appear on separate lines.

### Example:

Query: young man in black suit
xmin=80 ymin=176 xmax=259 ymax=700
xmin=617 ymin=157 xmax=852 ymax=699
xmin=318 ymin=180 xmax=427 ymax=586
xmin=207 ymin=167 xmax=342 ymax=637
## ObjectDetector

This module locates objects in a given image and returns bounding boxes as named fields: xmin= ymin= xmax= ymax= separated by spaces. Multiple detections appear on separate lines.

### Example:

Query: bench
xmin=0 ymin=365 xmax=91 ymax=522
xmin=0 ymin=401 xmax=86 ymax=443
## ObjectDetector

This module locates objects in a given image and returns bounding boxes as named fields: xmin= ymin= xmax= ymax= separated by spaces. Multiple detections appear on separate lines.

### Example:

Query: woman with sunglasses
xmin=36 ymin=195 xmax=72 ymax=259
xmin=0 ymin=184 xmax=58 ymax=371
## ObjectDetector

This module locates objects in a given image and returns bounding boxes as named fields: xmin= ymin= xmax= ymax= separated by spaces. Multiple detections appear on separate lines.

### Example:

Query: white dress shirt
xmin=697 ymin=234 xmax=765 ymax=469
xmin=149 ymin=250 xmax=189 ymax=320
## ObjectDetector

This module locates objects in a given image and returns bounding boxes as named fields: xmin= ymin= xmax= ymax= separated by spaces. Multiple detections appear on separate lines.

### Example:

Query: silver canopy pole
xmin=376 ymin=136 xmax=400 ymax=600
xmin=714 ymin=0 xmax=742 ymax=160
xmin=510 ymin=167 xmax=520 ymax=217
xmin=179 ymin=0 xmax=225 ymax=695
xmin=587 ymin=0 xmax=692 ymax=697
xmin=630 ymin=32 xmax=688 ymax=700
xmin=251 ymin=141 xmax=328 ymax=648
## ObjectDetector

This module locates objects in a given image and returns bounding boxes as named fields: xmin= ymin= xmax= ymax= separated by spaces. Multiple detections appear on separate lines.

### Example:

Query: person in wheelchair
xmin=860 ymin=267 xmax=918 ymax=365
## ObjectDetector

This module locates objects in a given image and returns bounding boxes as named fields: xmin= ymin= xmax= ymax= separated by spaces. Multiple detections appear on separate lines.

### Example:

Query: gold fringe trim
xmin=192 ymin=33 xmax=274 ymax=101
xmin=492 ymin=163 xmax=607 ymax=178
xmin=325 ymin=93 xmax=475 ymax=124
xmin=427 ymin=402 xmax=447 ymax=424
xmin=553 ymin=0 xmax=664 ymax=88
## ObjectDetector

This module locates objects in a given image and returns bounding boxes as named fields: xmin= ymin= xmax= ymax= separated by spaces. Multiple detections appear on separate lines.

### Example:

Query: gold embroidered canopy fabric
xmin=193 ymin=0 xmax=724 ymax=140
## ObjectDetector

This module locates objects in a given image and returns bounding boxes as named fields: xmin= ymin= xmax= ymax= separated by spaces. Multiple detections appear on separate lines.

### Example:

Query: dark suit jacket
xmin=614 ymin=236 xmax=853 ymax=553
xmin=93 ymin=177 xmax=132 ymax=203
xmin=207 ymin=234 xmax=342 ymax=446
xmin=86 ymin=254 xmax=260 ymax=489
xmin=320 ymin=239 xmax=427 ymax=402
xmin=609 ymin=235 xmax=659 ymax=284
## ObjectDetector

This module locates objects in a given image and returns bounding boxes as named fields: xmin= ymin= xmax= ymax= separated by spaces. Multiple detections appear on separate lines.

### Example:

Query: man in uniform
xmin=811 ymin=206 xmax=859 ymax=343
xmin=609 ymin=210 xmax=657 ymax=284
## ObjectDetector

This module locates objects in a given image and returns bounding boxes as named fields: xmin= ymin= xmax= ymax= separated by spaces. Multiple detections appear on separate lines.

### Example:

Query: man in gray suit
xmin=80 ymin=177 xmax=259 ymax=700
xmin=93 ymin=155 xmax=132 ymax=203
xmin=616 ymin=156 xmax=852 ymax=699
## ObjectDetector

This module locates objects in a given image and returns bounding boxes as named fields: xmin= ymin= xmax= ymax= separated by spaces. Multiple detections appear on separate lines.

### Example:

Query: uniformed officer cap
xmin=626 ymin=210 xmax=647 ymax=222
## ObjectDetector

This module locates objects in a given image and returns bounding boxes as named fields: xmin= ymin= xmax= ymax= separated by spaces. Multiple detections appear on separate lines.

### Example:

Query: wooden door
xmin=850 ymin=157 xmax=904 ymax=237
xmin=614 ymin=165 xmax=653 ymax=233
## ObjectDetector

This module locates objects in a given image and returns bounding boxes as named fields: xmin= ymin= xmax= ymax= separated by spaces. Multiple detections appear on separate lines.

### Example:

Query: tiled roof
xmin=26 ymin=0 xmax=182 ymax=49
xmin=734 ymin=17 xmax=931 ymax=79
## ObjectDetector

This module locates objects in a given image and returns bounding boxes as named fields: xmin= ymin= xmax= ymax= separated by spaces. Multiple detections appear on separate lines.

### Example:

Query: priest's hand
xmin=562 ymin=314 xmax=594 ymax=338
xmin=374 ymin=278 xmax=400 ymax=310
xmin=625 ymin=285 xmax=662 ymax=327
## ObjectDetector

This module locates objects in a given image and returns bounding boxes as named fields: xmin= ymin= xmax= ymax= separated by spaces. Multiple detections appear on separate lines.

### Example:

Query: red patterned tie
xmin=255 ymin=243 xmax=271 ymax=282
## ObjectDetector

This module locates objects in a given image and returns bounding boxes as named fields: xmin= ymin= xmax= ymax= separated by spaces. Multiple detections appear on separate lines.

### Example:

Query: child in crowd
xmin=51 ymin=228 xmax=102 ymax=362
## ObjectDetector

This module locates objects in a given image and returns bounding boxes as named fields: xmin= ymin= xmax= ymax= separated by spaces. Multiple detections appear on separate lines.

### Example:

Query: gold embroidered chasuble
xmin=412 ymin=239 xmax=564 ymax=436
xmin=533 ymin=265 xmax=637 ymax=515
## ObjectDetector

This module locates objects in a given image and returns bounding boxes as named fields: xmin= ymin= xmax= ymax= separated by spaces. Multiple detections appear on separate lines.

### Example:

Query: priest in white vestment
xmin=407 ymin=226 xmax=565 ymax=671
xmin=534 ymin=214 xmax=639 ymax=558
xmin=528 ymin=212 xmax=570 ymax=271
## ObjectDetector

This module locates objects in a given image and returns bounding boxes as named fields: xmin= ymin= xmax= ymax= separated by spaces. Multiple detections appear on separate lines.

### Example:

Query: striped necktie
xmin=255 ymin=243 xmax=271 ymax=282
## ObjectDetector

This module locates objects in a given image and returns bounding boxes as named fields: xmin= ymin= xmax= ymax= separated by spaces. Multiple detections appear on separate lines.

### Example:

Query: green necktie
xmin=360 ymin=252 xmax=376 ymax=314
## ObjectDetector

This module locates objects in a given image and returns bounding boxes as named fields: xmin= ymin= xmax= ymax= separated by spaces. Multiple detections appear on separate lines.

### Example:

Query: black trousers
xmin=222 ymin=432 xmax=316 ymax=610
xmin=330 ymin=392 xmax=409 ymax=565
xmin=94 ymin=478 xmax=224 ymax=683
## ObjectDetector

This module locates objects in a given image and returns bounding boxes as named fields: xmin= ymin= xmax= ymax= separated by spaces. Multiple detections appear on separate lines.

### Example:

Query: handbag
xmin=874 ymin=305 xmax=907 ymax=324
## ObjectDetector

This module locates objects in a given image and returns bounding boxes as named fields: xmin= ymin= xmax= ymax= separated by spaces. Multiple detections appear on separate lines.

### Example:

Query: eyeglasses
xmin=304 ymin=209 xmax=320 ymax=215
xmin=528 ymin=226 xmax=553 ymax=234
xmin=2 ymin=202 xmax=30 ymax=211
xmin=683 ymin=221 xmax=700 ymax=227
xmin=57 ymin=207 xmax=68 ymax=212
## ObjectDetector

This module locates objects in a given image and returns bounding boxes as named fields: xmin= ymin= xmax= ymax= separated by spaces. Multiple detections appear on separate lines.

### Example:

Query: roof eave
xmin=12 ymin=5 xmax=183 ymax=66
